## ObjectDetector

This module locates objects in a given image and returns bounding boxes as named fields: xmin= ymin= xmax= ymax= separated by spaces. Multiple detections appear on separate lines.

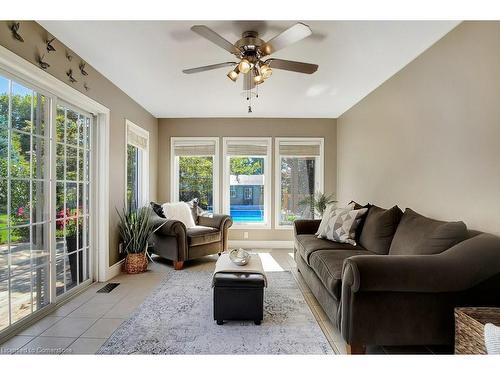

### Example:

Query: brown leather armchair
xmin=149 ymin=212 xmax=233 ymax=270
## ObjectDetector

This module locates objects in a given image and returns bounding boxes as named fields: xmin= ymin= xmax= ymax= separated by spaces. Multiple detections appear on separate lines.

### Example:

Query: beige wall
xmin=158 ymin=118 xmax=337 ymax=241
xmin=337 ymin=21 xmax=500 ymax=234
xmin=0 ymin=21 xmax=159 ymax=265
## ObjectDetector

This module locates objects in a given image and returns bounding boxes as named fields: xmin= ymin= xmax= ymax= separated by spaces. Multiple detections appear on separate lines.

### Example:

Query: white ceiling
xmin=39 ymin=21 xmax=459 ymax=118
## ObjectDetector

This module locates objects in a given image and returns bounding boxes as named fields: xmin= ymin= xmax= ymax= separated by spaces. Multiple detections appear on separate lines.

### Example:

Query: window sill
xmin=230 ymin=224 xmax=272 ymax=230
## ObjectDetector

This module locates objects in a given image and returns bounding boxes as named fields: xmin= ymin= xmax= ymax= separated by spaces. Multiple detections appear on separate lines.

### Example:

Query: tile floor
xmin=0 ymin=249 xmax=451 ymax=355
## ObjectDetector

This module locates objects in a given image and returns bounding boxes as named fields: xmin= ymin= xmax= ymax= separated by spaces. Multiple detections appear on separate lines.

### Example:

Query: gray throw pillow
xmin=359 ymin=205 xmax=403 ymax=254
xmin=322 ymin=207 xmax=368 ymax=246
xmin=186 ymin=198 xmax=204 ymax=223
xmin=389 ymin=208 xmax=467 ymax=255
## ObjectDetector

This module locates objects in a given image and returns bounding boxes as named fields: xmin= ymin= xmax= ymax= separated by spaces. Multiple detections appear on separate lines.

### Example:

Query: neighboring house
xmin=230 ymin=175 xmax=263 ymax=206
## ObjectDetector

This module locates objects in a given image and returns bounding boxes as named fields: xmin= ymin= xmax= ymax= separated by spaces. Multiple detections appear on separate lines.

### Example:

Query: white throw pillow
xmin=485 ymin=323 xmax=500 ymax=354
xmin=161 ymin=202 xmax=196 ymax=228
xmin=316 ymin=203 xmax=354 ymax=238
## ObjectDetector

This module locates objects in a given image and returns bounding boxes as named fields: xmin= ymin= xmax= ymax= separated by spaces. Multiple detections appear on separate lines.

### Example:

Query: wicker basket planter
xmin=123 ymin=252 xmax=148 ymax=274
xmin=454 ymin=307 xmax=500 ymax=354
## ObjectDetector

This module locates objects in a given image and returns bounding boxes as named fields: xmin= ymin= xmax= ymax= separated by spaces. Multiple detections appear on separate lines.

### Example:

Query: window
xmin=244 ymin=187 xmax=253 ymax=200
xmin=171 ymin=137 xmax=219 ymax=213
xmin=126 ymin=120 xmax=149 ymax=210
xmin=223 ymin=138 xmax=271 ymax=227
xmin=275 ymin=138 xmax=324 ymax=227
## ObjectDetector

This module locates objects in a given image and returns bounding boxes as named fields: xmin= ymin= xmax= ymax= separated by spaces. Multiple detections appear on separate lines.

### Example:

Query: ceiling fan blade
xmin=265 ymin=58 xmax=318 ymax=74
xmin=243 ymin=71 xmax=255 ymax=90
xmin=182 ymin=62 xmax=237 ymax=74
xmin=259 ymin=22 xmax=312 ymax=56
xmin=191 ymin=25 xmax=241 ymax=56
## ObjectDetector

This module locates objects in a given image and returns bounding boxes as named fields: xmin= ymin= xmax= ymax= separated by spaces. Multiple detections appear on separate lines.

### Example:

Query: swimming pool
xmin=230 ymin=205 xmax=264 ymax=223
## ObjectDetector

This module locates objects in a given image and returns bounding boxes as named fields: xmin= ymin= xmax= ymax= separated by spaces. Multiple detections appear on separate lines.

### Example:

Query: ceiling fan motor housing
xmin=235 ymin=31 xmax=265 ymax=58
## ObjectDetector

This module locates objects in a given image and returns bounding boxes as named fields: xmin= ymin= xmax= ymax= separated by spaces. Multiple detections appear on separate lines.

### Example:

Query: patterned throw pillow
xmin=321 ymin=207 xmax=368 ymax=245
xmin=316 ymin=203 xmax=355 ymax=238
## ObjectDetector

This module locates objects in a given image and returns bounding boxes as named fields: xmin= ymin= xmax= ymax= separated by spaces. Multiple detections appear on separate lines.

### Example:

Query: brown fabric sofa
xmin=150 ymin=211 xmax=233 ymax=270
xmin=294 ymin=205 xmax=500 ymax=354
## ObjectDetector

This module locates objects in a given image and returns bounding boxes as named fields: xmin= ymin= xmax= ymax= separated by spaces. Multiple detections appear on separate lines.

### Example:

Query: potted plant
xmin=56 ymin=208 xmax=83 ymax=283
xmin=299 ymin=192 xmax=337 ymax=219
xmin=117 ymin=205 xmax=162 ymax=274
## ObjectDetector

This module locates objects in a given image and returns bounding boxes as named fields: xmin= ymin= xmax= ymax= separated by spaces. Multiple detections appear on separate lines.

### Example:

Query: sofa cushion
xmin=349 ymin=201 xmax=372 ymax=242
xmin=359 ymin=205 xmax=403 ymax=254
xmin=389 ymin=208 xmax=467 ymax=255
xmin=309 ymin=249 xmax=374 ymax=300
xmin=186 ymin=225 xmax=221 ymax=246
xmin=295 ymin=234 xmax=364 ymax=264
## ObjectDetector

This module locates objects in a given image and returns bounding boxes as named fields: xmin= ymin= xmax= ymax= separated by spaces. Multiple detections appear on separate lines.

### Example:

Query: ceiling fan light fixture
xmin=238 ymin=58 xmax=251 ymax=74
xmin=227 ymin=66 xmax=240 ymax=81
xmin=253 ymin=74 xmax=264 ymax=85
xmin=260 ymin=64 xmax=272 ymax=79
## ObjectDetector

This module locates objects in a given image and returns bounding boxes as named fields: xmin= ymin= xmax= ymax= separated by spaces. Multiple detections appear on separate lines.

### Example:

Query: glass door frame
xmin=51 ymin=99 xmax=96 ymax=303
xmin=0 ymin=48 xmax=107 ymax=342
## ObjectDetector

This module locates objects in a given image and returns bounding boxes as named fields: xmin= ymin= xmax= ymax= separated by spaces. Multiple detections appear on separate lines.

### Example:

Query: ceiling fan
xmin=182 ymin=22 xmax=319 ymax=93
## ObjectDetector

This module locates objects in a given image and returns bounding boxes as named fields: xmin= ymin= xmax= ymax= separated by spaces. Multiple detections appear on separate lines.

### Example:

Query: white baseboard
xmin=228 ymin=240 xmax=294 ymax=249
xmin=103 ymin=259 xmax=124 ymax=281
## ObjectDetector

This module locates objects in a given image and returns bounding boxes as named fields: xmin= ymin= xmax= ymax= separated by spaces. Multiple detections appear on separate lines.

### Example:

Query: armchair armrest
xmin=150 ymin=215 xmax=187 ymax=237
xmin=293 ymin=219 xmax=321 ymax=236
xmin=198 ymin=214 xmax=233 ymax=230
xmin=342 ymin=234 xmax=500 ymax=294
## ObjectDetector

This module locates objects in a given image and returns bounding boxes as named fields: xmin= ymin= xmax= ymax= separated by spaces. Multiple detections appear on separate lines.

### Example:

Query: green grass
xmin=0 ymin=214 xmax=8 ymax=244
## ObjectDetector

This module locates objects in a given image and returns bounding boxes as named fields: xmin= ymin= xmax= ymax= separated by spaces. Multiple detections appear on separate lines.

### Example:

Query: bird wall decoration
xmin=10 ymin=22 xmax=24 ymax=42
xmin=66 ymin=69 xmax=77 ymax=83
xmin=46 ymin=38 xmax=56 ymax=53
xmin=37 ymin=54 xmax=50 ymax=70
xmin=79 ymin=62 xmax=88 ymax=76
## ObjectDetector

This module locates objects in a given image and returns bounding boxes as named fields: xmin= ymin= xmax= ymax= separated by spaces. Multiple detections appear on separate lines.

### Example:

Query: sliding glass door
xmin=55 ymin=103 xmax=93 ymax=297
xmin=0 ymin=72 xmax=94 ymax=335
xmin=0 ymin=75 xmax=50 ymax=331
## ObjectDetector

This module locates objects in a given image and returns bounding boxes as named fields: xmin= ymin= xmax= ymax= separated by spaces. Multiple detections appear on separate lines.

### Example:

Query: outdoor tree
xmin=178 ymin=156 xmax=214 ymax=210
xmin=230 ymin=157 xmax=263 ymax=182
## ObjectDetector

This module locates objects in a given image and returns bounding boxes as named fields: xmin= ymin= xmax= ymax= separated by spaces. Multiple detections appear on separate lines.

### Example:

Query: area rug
xmin=98 ymin=269 xmax=333 ymax=354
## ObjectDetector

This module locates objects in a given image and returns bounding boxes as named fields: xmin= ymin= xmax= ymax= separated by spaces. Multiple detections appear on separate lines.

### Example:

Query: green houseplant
xmin=299 ymin=192 xmax=337 ymax=218
xmin=117 ymin=205 xmax=163 ymax=274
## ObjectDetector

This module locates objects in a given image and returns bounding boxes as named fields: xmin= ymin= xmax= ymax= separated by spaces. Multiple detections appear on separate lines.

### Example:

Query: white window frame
xmin=170 ymin=137 xmax=220 ymax=213
xmin=0 ymin=44 xmax=111 ymax=342
xmin=223 ymin=137 xmax=272 ymax=229
xmin=125 ymin=119 xmax=149 ymax=209
xmin=274 ymin=137 xmax=324 ymax=229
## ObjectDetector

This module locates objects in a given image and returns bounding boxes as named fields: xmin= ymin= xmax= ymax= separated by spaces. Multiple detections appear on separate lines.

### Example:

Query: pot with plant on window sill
xmin=117 ymin=205 xmax=165 ymax=274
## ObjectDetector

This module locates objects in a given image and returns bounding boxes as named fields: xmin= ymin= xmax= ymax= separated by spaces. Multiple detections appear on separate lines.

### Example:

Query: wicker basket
xmin=123 ymin=252 xmax=148 ymax=274
xmin=455 ymin=307 xmax=500 ymax=354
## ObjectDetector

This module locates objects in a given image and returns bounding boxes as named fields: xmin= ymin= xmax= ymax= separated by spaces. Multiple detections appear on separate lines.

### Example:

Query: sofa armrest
xmin=342 ymin=234 xmax=500 ymax=294
xmin=198 ymin=214 xmax=233 ymax=231
xmin=150 ymin=216 xmax=187 ymax=237
xmin=293 ymin=219 xmax=321 ymax=236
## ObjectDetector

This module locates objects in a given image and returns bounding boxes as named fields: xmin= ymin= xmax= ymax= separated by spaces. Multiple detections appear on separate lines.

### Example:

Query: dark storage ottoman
xmin=213 ymin=272 xmax=265 ymax=325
